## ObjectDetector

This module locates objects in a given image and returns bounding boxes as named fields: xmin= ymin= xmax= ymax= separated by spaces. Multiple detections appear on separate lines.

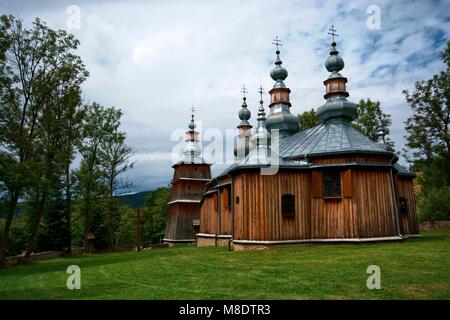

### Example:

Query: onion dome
xmin=317 ymin=27 xmax=357 ymax=123
xmin=238 ymin=97 xmax=251 ymax=125
xmin=270 ymin=50 xmax=288 ymax=88
xmin=266 ymin=36 xmax=300 ymax=137
xmin=325 ymin=42 xmax=345 ymax=73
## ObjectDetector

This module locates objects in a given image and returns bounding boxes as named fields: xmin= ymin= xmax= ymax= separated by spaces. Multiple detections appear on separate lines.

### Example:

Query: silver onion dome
xmin=325 ymin=42 xmax=344 ymax=73
xmin=270 ymin=50 xmax=288 ymax=88
xmin=238 ymin=97 xmax=251 ymax=124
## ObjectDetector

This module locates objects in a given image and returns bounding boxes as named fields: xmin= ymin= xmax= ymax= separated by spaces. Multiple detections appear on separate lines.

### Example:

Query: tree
xmin=403 ymin=42 xmax=450 ymax=222
xmin=143 ymin=187 xmax=170 ymax=245
xmin=77 ymin=103 xmax=122 ymax=251
xmin=353 ymin=99 xmax=394 ymax=149
xmin=0 ymin=16 xmax=87 ymax=264
xmin=98 ymin=130 xmax=135 ymax=249
xmin=403 ymin=42 xmax=450 ymax=162
xmin=298 ymin=108 xmax=320 ymax=130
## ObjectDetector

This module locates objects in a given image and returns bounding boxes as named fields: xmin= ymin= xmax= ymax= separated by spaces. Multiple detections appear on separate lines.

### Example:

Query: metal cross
xmin=190 ymin=105 xmax=195 ymax=119
xmin=328 ymin=25 xmax=339 ymax=43
xmin=240 ymin=84 xmax=248 ymax=98
xmin=272 ymin=35 xmax=282 ymax=51
xmin=258 ymin=85 xmax=264 ymax=101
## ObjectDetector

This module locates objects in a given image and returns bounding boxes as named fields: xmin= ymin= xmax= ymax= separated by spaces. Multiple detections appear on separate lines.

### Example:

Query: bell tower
xmin=164 ymin=108 xmax=211 ymax=244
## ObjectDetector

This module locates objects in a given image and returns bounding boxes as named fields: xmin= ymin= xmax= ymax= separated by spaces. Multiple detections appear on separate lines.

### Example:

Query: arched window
xmin=282 ymin=194 xmax=295 ymax=216
xmin=399 ymin=197 xmax=408 ymax=214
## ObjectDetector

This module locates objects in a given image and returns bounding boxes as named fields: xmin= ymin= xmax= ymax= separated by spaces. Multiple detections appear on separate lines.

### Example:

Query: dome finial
xmin=188 ymin=105 xmax=196 ymax=131
xmin=257 ymin=85 xmax=265 ymax=119
xmin=328 ymin=25 xmax=338 ymax=44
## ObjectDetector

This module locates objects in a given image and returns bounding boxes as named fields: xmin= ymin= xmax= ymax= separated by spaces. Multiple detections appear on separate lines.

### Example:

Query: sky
xmin=1 ymin=0 xmax=449 ymax=192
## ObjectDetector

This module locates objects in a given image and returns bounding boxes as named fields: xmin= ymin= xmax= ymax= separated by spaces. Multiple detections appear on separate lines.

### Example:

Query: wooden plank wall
xmin=233 ymin=171 xmax=311 ymax=241
xmin=173 ymin=164 xmax=211 ymax=180
xmin=311 ymin=156 xmax=390 ymax=164
xmin=353 ymin=170 xmax=396 ymax=237
xmin=170 ymin=180 xmax=206 ymax=201
xmin=395 ymin=176 xmax=419 ymax=235
xmin=219 ymin=187 xmax=232 ymax=234
xmin=200 ymin=165 xmax=406 ymax=241
xmin=165 ymin=202 xmax=199 ymax=239
xmin=199 ymin=195 xmax=218 ymax=234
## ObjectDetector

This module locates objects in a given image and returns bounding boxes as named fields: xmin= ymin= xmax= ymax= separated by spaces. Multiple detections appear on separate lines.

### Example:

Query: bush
xmin=417 ymin=187 xmax=450 ymax=222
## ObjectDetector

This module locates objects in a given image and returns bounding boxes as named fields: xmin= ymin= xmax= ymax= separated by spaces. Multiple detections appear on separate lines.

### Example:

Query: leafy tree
xmin=298 ymin=108 xmax=320 ymax=130
xmin=403 ymin=42 xmax=450 ymax=222
xmin=0 ymin=16 xmax=87 ymax=264
xmin=76 ymin=103 xmax=122 ymax=251
xmin=143 ymin=187 xmax=170 ymax=244
xmin=118 ymin=206 xmax=137 ymax=246
xmin=403 ymin=42 xmax=450 ymax=162
xmin=353 ymin=99 xmax=394 ymax=149
xmin=98 ymin=129 xmax=135 ymax=249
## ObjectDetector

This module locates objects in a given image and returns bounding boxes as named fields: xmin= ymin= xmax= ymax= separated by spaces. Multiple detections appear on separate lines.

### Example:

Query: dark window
xmin=323 ymin=170 xmax=341 ymax=198
xmin=282 ymin=194 xmax=295 ymax=216
xmin=399 ymin=197 xmax=408 ymax=214
xmin=223 ymin=185 xmax=232 ymax=209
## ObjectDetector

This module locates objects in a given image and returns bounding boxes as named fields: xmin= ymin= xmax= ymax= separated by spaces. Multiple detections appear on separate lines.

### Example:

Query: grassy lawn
xmin=0 ymin=229 xmax=449 ymax=300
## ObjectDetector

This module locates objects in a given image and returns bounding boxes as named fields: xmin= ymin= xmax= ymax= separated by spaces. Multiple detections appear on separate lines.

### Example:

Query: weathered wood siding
xmin=170 ymin=180 xmax=207 ymax=201
xmin=353 ymin=170 xmax=397 ymax=237
xmin=199 ymin=195 xmax=218 ymax=234
xmin=165 ymin=202 xmax=199 ymax=240
xmin=233 ymin=170 xmax=311 ymax=241
xmin=172 ymin=163 xmax=211 ymax=180
xmin=395 ymin=176 xmax=419 ymax=235
xmin=232 ymin=168 xmax=399 ymax=241
xmin=219 ymin=187 xmax=232 ymax=234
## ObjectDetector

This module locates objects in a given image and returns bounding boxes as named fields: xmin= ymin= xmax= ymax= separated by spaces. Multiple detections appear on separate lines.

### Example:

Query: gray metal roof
xmin=276 ymin=120 xmax=393 ymax=159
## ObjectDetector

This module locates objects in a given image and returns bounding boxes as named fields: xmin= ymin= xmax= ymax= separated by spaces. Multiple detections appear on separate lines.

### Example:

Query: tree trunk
xmin=65 ymin=165 xmax=72 ymax=254
xmin=25 ymin=192 xmax=48 ymax=259
xmin=0 ymin=191 xmax=20 ymax=266
xmin=107 ymin=197 xmax=114 ymax=249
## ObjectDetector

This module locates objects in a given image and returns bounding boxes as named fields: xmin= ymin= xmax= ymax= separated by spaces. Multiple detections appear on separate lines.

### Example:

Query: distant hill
xmin=117 ymin=191 xmax=152 ymax=209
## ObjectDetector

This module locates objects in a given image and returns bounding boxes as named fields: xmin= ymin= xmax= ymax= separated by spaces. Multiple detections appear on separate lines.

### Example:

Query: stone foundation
xmin=196 ymin=234 xmax=216 ymax=247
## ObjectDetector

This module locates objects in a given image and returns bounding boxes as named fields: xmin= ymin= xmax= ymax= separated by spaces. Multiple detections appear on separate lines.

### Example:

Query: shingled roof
xmin=276 ymin=120 xmax=393 ymax=159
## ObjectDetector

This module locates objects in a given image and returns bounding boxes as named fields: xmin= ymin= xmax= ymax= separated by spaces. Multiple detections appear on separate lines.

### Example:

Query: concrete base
xmin=163 ymin=238 xmax=195 ymax=247
xmin=196 ymin=233 xmax=232 ymax=247
xmin=231 ymin=236 xmax=405 ymax=251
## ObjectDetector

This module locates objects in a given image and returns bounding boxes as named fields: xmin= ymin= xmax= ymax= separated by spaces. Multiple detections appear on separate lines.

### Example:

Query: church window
xmin=281 ymin=194 xmax=295 ymax=216
xmin=323 ymin=170 xmax=341 ymax=198
xmin=399 ymin=197 xmax=408 ymax=214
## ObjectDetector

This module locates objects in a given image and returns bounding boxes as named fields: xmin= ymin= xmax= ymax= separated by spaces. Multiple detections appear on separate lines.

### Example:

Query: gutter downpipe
xmin=388 ymin=154 xmax=402 ymax=237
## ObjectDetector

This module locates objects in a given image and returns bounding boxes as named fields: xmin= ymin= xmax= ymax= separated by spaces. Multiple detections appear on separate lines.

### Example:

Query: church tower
xmin=266 ymin=36 xmax=300 ymax=138
xmin=164 ymin=109 xmax=211 ymax=244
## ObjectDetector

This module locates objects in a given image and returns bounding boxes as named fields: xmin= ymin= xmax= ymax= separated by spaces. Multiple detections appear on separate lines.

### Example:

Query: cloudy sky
xmin=1 ymin=0 xmax=449 ymax=192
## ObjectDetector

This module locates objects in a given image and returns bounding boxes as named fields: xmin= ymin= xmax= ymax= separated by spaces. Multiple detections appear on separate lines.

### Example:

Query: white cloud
xmin=2 ymin=0 xmax=448 ymax=191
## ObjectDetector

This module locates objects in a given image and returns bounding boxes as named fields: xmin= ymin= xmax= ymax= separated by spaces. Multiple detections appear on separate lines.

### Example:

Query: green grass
xmin=0 ymin=229 xmax=449 ymax=300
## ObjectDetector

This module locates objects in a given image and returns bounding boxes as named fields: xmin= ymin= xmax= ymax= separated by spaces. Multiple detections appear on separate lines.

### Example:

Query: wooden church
xmin=166 ymin=29 xmax=419 ymax=250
